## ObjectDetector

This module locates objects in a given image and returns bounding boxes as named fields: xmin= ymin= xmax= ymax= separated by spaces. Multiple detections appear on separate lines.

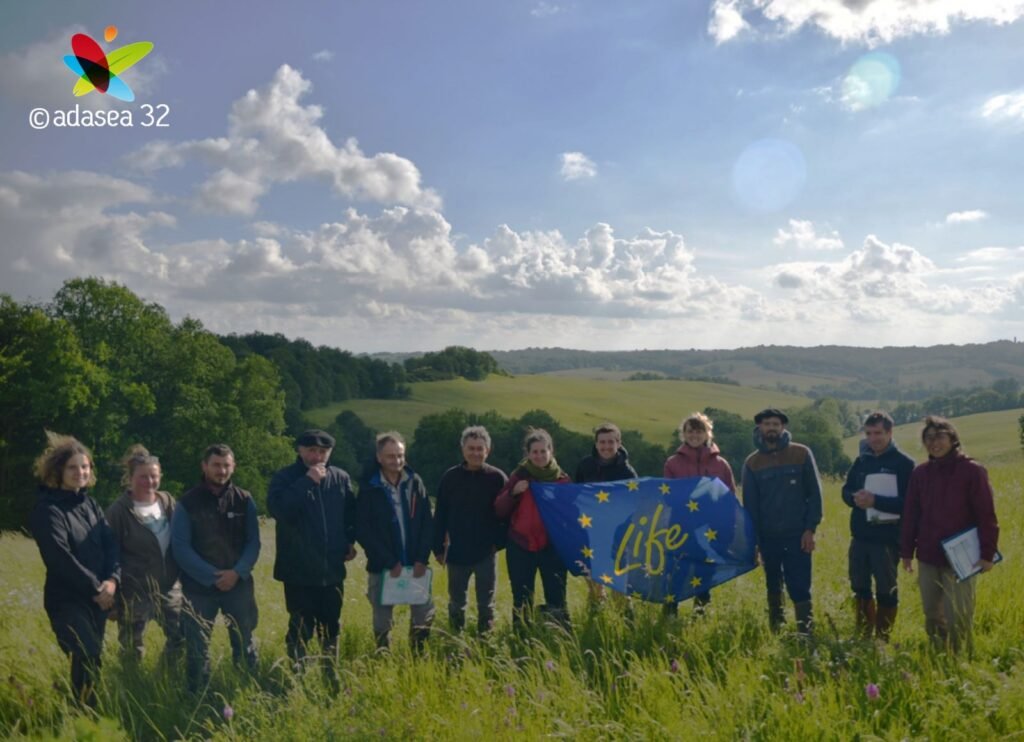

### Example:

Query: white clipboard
xmin=941 ymin=527 xmax=1002 ymax=582
xmin=380 ymin=567 xmax=433 ymax=605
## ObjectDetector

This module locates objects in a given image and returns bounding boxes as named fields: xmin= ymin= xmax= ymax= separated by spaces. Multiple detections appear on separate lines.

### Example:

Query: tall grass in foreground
xmin=2 ymin=468 xmax=1022 ymax=740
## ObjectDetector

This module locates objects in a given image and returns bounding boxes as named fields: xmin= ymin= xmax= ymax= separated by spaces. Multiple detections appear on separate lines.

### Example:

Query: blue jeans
xmin=759 ymin=534 xmax=812 ymax=603
xmin=182 ymin=578 xmax=258 ymax=691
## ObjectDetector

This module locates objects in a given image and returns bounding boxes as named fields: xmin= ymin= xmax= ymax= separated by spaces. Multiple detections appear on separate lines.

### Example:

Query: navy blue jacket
xmin=841 ymin=440 xmax=916 ymax=545
xmin=268 ymin=458 xmax=357 ymax=586
xmin=574 ymin=446 xmax=638 ymax=484
xmin=356 ymin=466 xmax=433 ymax=573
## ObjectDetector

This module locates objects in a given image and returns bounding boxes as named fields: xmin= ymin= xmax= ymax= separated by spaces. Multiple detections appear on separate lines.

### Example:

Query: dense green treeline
xmin=0 ymin=279 xmax=294 ymax=529
xmin=219 ymin=332 xmax=411 ymax=432
xmin=889 ymin=378 xmax=1023 ymax=424
xmin=403 ymin=345 xmax=505 ymax=382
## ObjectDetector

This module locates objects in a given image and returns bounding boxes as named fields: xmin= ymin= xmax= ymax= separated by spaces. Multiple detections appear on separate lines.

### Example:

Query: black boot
xmin=767 ymin=592 xmax=785 ymax=633
xmin=794 ymin=600 xmax=814 ymax=636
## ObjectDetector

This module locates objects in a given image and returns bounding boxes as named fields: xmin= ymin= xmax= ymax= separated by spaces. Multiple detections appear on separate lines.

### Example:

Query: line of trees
xmin=403 ymin=346 xmax=505 ymax=382
xmin=219 ymin=333 xmax=410 ymax=433
xmin=0 ymin=279 xmax=295 ymax=529
xmin=888 ymin=379 xmax=1022 ymax=425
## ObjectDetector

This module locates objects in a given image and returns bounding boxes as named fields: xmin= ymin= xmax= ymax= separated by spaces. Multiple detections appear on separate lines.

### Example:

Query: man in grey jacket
xmin=742 ymin=408 xmax=822 ymax=635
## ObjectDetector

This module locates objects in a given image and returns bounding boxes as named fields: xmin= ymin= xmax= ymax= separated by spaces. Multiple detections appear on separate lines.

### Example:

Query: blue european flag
xmin=532 ymin=477 xmax=756 ymax=604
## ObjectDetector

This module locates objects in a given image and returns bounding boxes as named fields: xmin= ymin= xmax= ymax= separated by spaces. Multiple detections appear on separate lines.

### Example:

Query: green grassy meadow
xmin=2 ymin=419 xmax=1022 ymax=739
xmin=306 ymin=375 xmax=809 ymax=443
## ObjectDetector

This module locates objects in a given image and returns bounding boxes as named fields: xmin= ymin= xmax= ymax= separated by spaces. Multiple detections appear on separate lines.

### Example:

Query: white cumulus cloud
xmin=980 ymin=91 xmax=1024 ymax=122
xmin=945 ymin=210 xmax=989 ymax=224
xmin=130 ymin=65 xmax=440 ymax=215
xmin=773 ymin=219 xmax=844 ymax=251
xmin=560 ymin=151 xmax=597 ymax=181
xmin=708 ymin=0 xmax=1024 ymax=45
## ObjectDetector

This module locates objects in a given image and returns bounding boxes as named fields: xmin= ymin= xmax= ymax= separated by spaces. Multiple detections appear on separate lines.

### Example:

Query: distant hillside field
xmin=481 ymin=342 xmax=1024 ymax=399
xmin=843 ymin=408 xmax=1024 ymax=466
xmin=306 ymin=375 xmax=809 ymax=444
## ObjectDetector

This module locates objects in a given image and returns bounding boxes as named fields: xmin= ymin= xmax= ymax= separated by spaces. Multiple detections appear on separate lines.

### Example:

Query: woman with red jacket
xmin=494 ymin=428 xmax=572 ymax=629
xmin=663 ymin=412 xmax=736 ymax=614
xmin=900 ymin=415 xmax=999 ymax=653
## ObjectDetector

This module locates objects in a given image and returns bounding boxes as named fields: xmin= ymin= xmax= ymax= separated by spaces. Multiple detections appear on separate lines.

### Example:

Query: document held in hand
xmin=941 ymin=527 xmax=1003 ymax=582
xmin=864 ymin=472 xmax=900 ymax=524
xmin=380 ymin=567 xmax=433 ymax=605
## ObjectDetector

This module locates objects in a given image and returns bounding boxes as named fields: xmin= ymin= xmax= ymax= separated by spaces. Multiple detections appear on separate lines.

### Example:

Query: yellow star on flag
xmin=663 ymin=594 xmax=676 ymax=604
xmin=626 ymin=480 xmax=639 ymax=491
xmin=659 ymin=483 xmax=671 ymax=495
xmin=687 ymin=500 xmax=700 ymax=512
xmin=690 ymin=576 xmax=702 ymax=588
xmin=595 ymin=490 xmax=610 ymax=503
xmin=601 ymin=574 xmax=613 ymax=585
xmin=578 ymin=513 xmax=593 ymax=529
xmin=581 ymin=546 xmax=593 ymax=559
xmin=705 ymin=528 xmax=718 ymax=541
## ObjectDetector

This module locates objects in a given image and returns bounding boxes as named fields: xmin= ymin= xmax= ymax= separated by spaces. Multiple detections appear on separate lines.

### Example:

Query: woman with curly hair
xmin=29 ymin=433 xmax=119 ymax=706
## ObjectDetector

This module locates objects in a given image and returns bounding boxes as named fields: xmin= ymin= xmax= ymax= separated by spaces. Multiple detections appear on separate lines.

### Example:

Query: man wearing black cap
xmin=268 ymin=429 xmax=357 ymax=664
xmin=742 ymin=408 xmax=822 ymax=635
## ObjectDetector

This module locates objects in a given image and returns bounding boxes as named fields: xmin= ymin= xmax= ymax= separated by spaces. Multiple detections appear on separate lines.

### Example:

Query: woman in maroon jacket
xmin=663 ymin=412 xmax=736 ymax=614
xmin=494 ymin=428 xmax=572 ymax=630
xmin=900 ymin=416 xmax=999 ymax=653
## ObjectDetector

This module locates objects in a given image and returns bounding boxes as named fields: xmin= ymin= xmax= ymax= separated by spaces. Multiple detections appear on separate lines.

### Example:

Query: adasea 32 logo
xmin=28 ymin=25 xmax=170 ymax=130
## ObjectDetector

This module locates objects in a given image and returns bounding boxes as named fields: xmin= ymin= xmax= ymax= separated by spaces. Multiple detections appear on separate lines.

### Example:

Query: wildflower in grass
xmin=223 ymin=704 xmax=235 ymax=721
xmin=794 ymin=691 xmax=804 ymax=704
xmin=505 ymin=684 xmax=516 ymax=697
xmin=865 ymin=683 xmax=880 ymax=700
xmin=670 ymin=659 xmax=680 ymax=673
xmin=545 ymin=660 xmax=556 ymax=671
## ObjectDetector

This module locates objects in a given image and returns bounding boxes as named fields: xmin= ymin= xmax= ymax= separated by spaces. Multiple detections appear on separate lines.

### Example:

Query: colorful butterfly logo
xmin=62 ymin=26 xmax=153 ymax=102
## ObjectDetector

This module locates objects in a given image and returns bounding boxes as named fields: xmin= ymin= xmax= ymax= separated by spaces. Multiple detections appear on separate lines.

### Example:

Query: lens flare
xmin=731 ymin=139 xmax=807 ymax=213
xmin=104 ymin=25 xmax=118 ymax=43
xmin=842 ymin=52 xmax=900 ymax=111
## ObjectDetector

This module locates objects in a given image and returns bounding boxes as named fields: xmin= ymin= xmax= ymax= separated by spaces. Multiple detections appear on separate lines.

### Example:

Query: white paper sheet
xmin=864 ymin=472 xmax=900 ymax=523
xmin=380 ymin=567 xmax=433 ymax=605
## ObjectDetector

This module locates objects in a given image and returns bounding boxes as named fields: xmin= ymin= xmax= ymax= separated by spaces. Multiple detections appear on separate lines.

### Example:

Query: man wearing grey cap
xmin=742 ymin=408 xmax=822 ymax=635
xmin=268 ymin=429 xmax=357 ymax=664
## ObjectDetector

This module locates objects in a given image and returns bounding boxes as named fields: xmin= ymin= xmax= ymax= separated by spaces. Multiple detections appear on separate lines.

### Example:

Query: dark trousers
xmin=506 ymin=541 xmax=568 ymax=627
xmin=446 ymin=553 xmax=497 ymax=632
xmin=283 ymin=582 xmax=343 ymax=660
xmin=117 ymin=583 xmax=184 ymax=660
xmin=46 ymin=599 xmax=107 ymax=705
xmin=848 ymin=539 xmax=899 ymax=607
xmin=182 ymin=579 xmax=258 ymax=691
xmin=760 ymin=534 xmax=812 ymax=603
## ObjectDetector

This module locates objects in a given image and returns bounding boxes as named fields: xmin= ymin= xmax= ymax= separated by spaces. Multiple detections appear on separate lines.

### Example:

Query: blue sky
xmin=2 ymin=0 xmax=1023 ymax=351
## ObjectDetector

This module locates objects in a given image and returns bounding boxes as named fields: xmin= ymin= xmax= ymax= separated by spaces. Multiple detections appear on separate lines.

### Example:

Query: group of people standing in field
xmin=29 ymin=407 xmax=999 ymax=705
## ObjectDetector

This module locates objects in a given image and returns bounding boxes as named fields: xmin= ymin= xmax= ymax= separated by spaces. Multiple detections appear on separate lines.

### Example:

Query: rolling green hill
xmin=306 ymin=375 xmax=809 ymax=444
xmin=842 ymin=408 xmax=1024 ymax=466
xmin=481 ymin=341 xmax=1024 ymax=400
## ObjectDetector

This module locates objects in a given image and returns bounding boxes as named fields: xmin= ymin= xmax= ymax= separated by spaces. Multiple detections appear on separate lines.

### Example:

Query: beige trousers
xmin=917 ymin=561 xmax=976 ymax=653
